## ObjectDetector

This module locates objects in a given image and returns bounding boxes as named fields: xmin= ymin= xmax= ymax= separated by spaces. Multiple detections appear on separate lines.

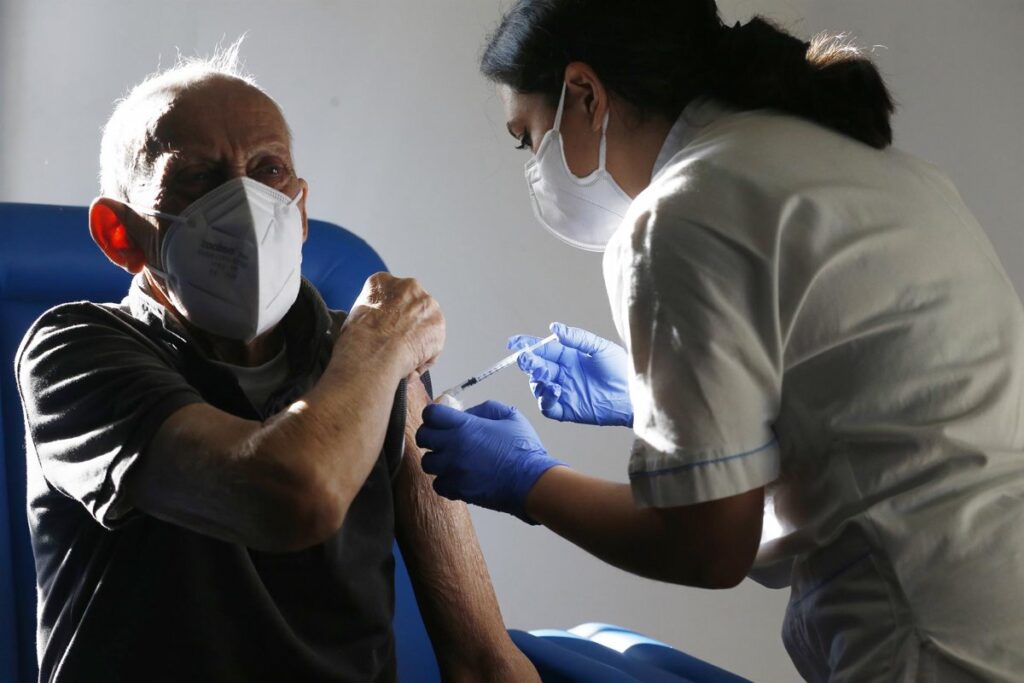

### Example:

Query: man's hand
xmin=338 ymin=272 xmax=445 ymax=381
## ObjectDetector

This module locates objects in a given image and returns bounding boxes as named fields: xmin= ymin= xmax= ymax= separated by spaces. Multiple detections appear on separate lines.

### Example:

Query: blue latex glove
xmin=509 ymin=322 xmax=634 ymax=427
xmin=416 ymin=400 xmax=564 ymax=523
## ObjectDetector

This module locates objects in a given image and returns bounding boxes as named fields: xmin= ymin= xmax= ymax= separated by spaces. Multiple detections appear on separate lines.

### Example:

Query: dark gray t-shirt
xmin=16 ymin=277 xmax=403 ymax=682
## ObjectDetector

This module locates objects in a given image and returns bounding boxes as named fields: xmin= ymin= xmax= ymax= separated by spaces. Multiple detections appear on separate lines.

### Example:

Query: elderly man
xmin=15 ymin=49 xmax=537 ymax=682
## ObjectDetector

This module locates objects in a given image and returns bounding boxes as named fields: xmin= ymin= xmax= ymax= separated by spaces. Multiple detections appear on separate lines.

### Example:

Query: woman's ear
xmin=563 ymin=61 xmax=608 ymax=133
xmin=88 ymin=197 xmax=148 ymax=273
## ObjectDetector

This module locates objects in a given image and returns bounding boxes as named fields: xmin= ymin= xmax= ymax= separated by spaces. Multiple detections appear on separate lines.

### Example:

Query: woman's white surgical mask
xmin=524 ymin=83 xmax=634 ymax=252
xmin=127 ymin=177 xmax=304 ymax=342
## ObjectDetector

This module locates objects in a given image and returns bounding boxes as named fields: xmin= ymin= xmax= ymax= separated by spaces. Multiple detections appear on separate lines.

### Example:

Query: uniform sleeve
xmin=604 ymin=199 xmax=783 ymax=508
xmin=15 ymin=306 xmax=204 ymax=528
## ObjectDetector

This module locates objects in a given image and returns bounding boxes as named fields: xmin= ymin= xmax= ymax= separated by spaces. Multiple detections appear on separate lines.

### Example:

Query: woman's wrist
xmin=523 ymin=464 xmax=573 ymax=525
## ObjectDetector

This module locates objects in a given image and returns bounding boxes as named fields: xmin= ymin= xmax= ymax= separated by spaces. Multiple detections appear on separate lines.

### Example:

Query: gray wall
xmin=1 ymin=1 xmax=1020 ymax=680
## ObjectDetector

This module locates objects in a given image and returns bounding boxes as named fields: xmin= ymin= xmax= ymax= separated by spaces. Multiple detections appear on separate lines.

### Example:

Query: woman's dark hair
xmin=481 ymin=0 xmax=895 ymax=148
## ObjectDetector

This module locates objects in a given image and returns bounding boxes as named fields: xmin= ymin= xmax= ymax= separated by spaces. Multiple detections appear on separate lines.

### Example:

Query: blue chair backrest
xmin=0 ymin=202 xmax=440 ymax=683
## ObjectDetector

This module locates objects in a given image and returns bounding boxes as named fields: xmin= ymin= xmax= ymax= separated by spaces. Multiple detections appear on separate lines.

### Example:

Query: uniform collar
xmin=651 ymin=97 xmax=734 ymax=182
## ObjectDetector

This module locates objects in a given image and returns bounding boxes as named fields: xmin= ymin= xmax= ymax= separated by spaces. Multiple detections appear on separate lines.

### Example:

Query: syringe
xmin=440 ymin=333 xmax=558 ymax=399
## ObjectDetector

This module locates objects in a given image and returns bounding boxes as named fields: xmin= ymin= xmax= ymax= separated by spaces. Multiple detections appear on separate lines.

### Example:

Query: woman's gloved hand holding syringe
xmin=510 ymin=322 xmax=633 ymax=427
xmin=417 ymin=323 xmax=633 ymax=522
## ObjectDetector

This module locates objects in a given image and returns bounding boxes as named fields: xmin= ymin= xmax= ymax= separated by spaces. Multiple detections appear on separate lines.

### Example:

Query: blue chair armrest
xmin=566 ymin=624 xmax=750 ymax=683
xmin=520 ymin=623 xmax=750 ymax=683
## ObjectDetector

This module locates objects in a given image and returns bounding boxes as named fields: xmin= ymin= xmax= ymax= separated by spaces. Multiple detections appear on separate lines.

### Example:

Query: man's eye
xmin=176 ymin=167 xmax=217 ymax=185
xmin=255 ymin=164 xmax=287 ymax=178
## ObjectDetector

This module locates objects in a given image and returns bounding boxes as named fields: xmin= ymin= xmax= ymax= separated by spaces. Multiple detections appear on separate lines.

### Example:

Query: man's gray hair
xmin=98 ymin=37 xmax=277 ymax=202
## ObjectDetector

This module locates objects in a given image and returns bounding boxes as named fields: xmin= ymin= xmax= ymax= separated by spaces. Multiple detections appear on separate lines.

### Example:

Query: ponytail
xmin=481 ymin=1 xmax=896 ymax=149
xmin=711 ymin=19 xmax=894 ymax=148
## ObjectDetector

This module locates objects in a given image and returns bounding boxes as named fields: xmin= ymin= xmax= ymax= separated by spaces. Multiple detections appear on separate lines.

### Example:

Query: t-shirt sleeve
xmin=15 ymin=305 xmax=204 ymax=528
xmin=604 ymin=195 xmax=783 ymax=508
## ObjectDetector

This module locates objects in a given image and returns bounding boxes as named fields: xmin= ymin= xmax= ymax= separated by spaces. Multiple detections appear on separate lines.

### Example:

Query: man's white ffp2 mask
xmin=128 ymin=177 xmax=304 ymax=342
xmin=524 ymin=83 xmax=634 ymax=252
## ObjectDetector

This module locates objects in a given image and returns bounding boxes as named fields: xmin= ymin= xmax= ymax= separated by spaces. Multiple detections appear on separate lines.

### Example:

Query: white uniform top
xmin=604 ymin=100 xmax=1024 ymax=679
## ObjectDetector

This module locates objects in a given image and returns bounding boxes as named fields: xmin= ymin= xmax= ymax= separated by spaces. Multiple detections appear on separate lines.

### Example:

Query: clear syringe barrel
xmin=442 ymin=333 xmax=558 ymax=398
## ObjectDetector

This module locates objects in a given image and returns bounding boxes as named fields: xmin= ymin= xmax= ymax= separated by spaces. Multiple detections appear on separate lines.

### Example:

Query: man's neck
xmin=202 ymin=327 xmax=286 ymax=367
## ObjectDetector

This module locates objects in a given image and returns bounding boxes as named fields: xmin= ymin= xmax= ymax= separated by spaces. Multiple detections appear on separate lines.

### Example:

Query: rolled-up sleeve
xmin=605 ymin=195 xmax=782 ymax=508
xmin=15 ymin=305 xmax=203 ymax=528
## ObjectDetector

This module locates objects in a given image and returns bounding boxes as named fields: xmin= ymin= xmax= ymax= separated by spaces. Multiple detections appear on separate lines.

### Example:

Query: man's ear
xmin=296 ymin=179 xmax=310 ymax=242
xmin=89 ymin=197 xmax=148 ymax=273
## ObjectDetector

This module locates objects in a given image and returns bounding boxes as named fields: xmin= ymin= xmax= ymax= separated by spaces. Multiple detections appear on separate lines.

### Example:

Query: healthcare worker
xmin=417 ymin=1 xmax=1024 ymax=680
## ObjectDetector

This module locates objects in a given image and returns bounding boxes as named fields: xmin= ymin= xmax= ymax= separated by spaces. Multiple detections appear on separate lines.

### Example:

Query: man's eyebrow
xmin=254 ymin=140 xmax=292 ymax=156
xmin=160 ymin=140 xmax=293 ymax=166
xmin=161 ymin=150 xmax=216 ymax=166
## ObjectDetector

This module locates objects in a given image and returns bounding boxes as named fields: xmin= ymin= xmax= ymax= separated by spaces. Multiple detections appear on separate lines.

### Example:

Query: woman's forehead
xmin=497 ymin=84 xmax=550 ymax=123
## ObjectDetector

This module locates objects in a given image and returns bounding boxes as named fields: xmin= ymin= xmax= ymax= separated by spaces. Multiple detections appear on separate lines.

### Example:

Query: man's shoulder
xmin=21 ymin=297 xmax=123 ymax=338
xmin=30 ymin=298 xmax=130 ymax=326
xmin=15 ymin=299 xmax=153 ymax=385
xmin=20 ymin=299 xmax=135 ymax=349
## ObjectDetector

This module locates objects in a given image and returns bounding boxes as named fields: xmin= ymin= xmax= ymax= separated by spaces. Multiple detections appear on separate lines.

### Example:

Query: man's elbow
xmin=282 ymin=485 xmax=349 ymax=552
xmin=254 ymin=468 xmax=350 ymax=553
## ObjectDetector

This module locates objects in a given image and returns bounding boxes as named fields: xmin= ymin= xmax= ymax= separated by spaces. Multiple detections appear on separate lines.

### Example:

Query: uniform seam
xmin=629 ymin=438 xmax=777 ymax=478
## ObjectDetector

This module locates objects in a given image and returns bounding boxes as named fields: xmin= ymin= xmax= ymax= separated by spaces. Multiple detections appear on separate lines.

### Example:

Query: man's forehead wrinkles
xmin=140 ymin=82 xmax=294 ymax=177
xmin=156 ymin=137 xmax=292 ymax=165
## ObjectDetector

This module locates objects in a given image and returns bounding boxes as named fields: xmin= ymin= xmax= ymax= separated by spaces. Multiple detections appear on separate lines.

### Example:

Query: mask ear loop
xmin=556 ymin=81 xmax=610 ymax=170
xmin=598 ymin=107 xmax=610 ymax=170
xmin=117 ymin=201 xmax=181 ymax=286
xmin=553 ymin=81 xmax=568 ymax=132
xmin=122 ymin=202 xmax=181 ymax=224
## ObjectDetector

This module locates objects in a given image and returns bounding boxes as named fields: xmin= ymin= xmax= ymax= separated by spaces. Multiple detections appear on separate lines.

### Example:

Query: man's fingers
xmin=349 ymin=272 xmax=446 ymax=376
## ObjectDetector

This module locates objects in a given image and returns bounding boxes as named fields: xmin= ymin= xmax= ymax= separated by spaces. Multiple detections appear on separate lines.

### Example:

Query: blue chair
xmin=0 ymin=202 xmax=749 ymax=683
